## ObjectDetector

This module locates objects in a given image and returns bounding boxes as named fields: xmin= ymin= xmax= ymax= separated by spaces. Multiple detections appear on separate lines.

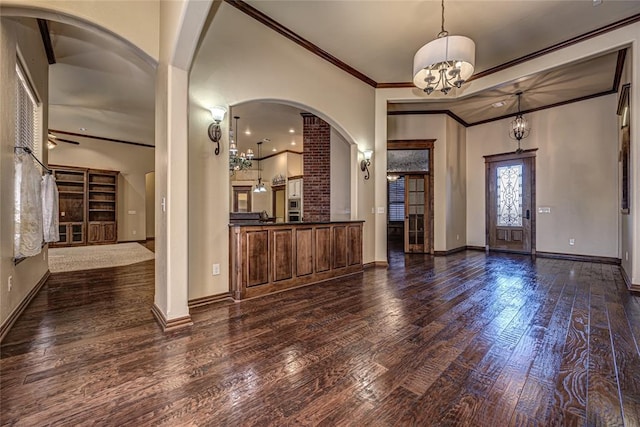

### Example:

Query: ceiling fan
xmin=47 ymin=131 xmax=80 ymax=149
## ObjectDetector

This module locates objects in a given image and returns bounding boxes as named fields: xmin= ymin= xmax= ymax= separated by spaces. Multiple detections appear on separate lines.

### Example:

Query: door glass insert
xmin=496 ymin=164 xmax=522 ymax=227
xmin=407 ymin=176 xmax=425 ymax=246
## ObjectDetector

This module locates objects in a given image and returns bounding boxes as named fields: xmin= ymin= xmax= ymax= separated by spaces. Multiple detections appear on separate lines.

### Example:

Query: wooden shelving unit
xmin=50 ymin=165 xmax=119 ymax=247
xmin=52 ymin=166 xmax=87 ymax=247
xmin=87 ymin=170 xmax=118 ymax=244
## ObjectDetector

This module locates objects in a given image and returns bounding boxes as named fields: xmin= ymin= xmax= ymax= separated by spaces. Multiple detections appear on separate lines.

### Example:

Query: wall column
xmin=152 ymin=62 xmax=192 ymax=330
xmin=302 ymin=113 xmax=331 ymax=222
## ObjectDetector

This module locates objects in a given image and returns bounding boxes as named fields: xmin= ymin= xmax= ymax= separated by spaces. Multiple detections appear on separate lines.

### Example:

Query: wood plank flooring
xmin=2 ymin=250 xmax=640 ymax=426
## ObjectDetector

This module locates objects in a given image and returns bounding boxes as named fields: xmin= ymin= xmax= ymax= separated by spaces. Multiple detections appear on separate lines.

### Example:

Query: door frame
xmin=387 ymin=139 xmax=435 ymax=254
xmin=232 ymin=185 xmax=252 ymax=212
xmin=484 ymin=149 xmax=537 ymax=254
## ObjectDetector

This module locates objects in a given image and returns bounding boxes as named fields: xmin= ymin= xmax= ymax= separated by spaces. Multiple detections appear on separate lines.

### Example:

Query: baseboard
xmin=465 ymin=245 xmax=486 ymax=252
xmin=118 ymin=239 xmax=147 ymax=244
xmin=188 ymin=292 xmax=234 ymax=308
xmin=434 ymin=246 xmax=467 ymax=256
xmin=151 ymin=303 xmax=193 ymax=332
xmin=620 ymin=267 xmax=640 ymax=294
xmin=536 ymin=251 xmax=620 ymax=265
xmin=364 ymin=261 xmax=388 ymax=269
xmin=0 ymin=270 xmax=50 ymax=343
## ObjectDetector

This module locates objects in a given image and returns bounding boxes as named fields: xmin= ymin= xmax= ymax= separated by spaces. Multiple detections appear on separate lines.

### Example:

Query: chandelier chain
xmin=441 ymin=0 xmax=445 ymax=35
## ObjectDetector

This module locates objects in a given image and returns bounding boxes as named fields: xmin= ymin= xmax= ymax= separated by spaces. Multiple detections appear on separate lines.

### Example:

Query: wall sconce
xmin=360 ymin=150 xmax=373 ymax=180
xmin=208 ymin=106 xmax=227 ymax=155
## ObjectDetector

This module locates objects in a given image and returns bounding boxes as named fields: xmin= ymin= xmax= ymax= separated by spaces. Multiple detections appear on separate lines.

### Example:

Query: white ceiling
xmin=41 ymin=1 xmax=640 ymax=150
xmin=47 ymin=21 xmax=156 ymax=145
xmin=230 ymin=102 xmax=305 ymax=156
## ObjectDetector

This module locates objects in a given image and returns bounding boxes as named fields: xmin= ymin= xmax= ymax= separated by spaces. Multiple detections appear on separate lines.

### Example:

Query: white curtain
xmin=42 ymin=173 xmax=59 ymax=243
xmin=14 ymin=152 xmax=43 ymax=257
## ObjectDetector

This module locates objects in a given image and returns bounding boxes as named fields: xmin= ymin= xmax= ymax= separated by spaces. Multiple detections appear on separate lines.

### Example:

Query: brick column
xmin=302 ymin=113 xmax=330 ymax=222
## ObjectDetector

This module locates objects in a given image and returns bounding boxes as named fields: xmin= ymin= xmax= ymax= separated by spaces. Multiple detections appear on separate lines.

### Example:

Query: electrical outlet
xmin=212 ymin=263 xmax=220 ymax=276
xmin=132 ymin=230 xmax=137 ymax=235
xmin=569 ymin=238 xmax=575 ymax=246
xmin=7 ymin=276 xmax=13 ymax=292
xmin=626 ymin=251 xmax=629 ymax=261
xmin=456 ymin=234 xmax=460 ymax=241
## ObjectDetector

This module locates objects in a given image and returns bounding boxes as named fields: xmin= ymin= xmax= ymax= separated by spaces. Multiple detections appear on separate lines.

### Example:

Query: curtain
xmin=42 ymin=173 xmax=59 ymax=243
xmin=14 ymin=152 xmax=43 ymax=257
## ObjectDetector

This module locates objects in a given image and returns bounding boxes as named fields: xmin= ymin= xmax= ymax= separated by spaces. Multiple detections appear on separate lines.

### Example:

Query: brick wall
xmin=302 ymin=113 xmax=330 ymax=222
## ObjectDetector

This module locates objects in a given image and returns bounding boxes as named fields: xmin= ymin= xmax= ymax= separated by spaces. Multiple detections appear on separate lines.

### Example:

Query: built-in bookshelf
xmin=50 ymin=165 xmax=119 ymax=247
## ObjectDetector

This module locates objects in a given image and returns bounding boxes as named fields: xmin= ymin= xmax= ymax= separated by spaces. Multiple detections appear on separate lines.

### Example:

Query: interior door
xmin=486 ymin=152 xmax=535 ymax=253
xmin=233 ymin=186 xmax=252 ymax=212
xmin=404 ymin=175 xmax=430 ymax=253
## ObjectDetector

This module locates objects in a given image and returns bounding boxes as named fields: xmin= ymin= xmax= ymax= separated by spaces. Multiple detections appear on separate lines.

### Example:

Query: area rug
xmin=48 ymin=243 xmax=155 ymax=273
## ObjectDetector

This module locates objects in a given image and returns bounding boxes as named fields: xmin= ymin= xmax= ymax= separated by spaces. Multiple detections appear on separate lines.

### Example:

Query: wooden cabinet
xmin=288 ymin=178 xmax=303 ymax=199
xmin=50 ymin=165 xmax=118 ymax=247
xmin=230 ymin=221 xmax=363 ymax=300
xmin=87 ymin=222 xmax=117 ymax=244
xmin=57 ymin=222 xmax=85 ymax=246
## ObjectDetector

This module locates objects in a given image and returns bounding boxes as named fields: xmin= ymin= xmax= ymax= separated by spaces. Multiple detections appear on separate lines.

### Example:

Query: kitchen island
xmin=229 ymin=221 xmax=364 ymax=300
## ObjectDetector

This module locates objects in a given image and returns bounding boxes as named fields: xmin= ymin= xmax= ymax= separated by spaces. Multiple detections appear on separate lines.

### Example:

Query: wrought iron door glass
xmin=496 ymin=164 xmax=522 ymax=227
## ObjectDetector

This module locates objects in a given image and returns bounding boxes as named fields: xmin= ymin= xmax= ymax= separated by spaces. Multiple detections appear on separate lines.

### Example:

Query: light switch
xmin=128 ymin=210 xmax=137 ymax=215
xmin=538 ymin=207 xmax=551 ymax=214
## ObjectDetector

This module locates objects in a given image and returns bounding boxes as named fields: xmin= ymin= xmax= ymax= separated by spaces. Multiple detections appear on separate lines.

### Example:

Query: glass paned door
xmin=404 ymin=175 xmax=429 ymax=253
xmin=486 ymin=154 xmax=535 ymax=253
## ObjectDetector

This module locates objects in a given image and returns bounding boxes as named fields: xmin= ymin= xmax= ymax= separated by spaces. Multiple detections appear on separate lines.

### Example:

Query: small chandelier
xmin=229 ymin=115 xmax=253 ymax=173
xmin=509 ymin=92 xmax=530 ymax=153
xmin=413 ymin=0 xmax=475 ymax=95
xmin=253 ymin=140 xmax=267 ymax=193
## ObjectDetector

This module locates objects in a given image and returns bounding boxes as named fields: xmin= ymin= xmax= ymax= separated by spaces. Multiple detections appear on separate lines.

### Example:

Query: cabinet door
xmin=103 ymin=223 xmax=117 ymax=242
xmin=87 ymin=222 xmax=102 ymax=243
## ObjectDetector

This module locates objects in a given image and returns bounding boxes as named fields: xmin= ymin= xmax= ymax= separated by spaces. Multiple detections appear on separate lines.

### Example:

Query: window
xmin=15 ymin=62 xmax=41 ymax=157
xmin=388 ymin=176 xmax=405 ymax=222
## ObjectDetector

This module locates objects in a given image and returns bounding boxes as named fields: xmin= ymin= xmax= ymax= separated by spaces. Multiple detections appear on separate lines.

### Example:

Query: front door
xmin=485 ymin=150 xmax=536 ymax=254
xmin=404 ymin=174 xmax=430 ymax=253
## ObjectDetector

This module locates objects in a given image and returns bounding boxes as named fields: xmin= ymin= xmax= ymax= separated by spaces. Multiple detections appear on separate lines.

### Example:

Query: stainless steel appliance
xmin=288 ymin=199 xmax=300 ymax=210
xmin=288 ymin=211 xmax=301 ymax=222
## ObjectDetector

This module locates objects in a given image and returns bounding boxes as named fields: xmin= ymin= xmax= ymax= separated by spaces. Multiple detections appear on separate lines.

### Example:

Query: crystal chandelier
xmin=509 ymin=92 xmax=530 ymax=153
xmin=413 ymin=0 xmax=475 ymax=95
xmin=229 ymin=115 xmax=253 ymax=173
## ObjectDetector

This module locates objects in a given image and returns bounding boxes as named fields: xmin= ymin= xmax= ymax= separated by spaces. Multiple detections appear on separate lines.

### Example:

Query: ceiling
xmin=47 ymin=20 xmax=155 ymax=146
xmin=230 ymin=102 xmax=305 ymax=155
xmin=39 ymin=1 xmax=640 ymax=150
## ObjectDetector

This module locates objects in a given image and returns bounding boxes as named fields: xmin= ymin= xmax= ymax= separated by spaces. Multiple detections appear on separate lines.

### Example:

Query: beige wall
xmin=331 ymin=129 xmax=351 ymax=221
xmin=145 ymin=172 xmax=155 ymax=238
xmin=49 ymin=138 xmax=155 ymax=242
xmin=188 ymin=2 xmax=375 ymax=300
xmin=445 ymin=116 xmax=467 ymax=250
xmin=466 ymin=95 xmax=619 ymax=257
xmin=0 ymin=18 xmax=50 ymax=330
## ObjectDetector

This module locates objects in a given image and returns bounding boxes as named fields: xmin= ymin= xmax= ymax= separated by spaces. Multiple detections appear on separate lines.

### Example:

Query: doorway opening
xmin=386 ymin=140 xmax=434 ymax=258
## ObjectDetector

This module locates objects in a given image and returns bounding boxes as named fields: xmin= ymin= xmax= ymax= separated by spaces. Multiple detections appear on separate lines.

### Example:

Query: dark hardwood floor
xmin=2 ymin=250 xmax=640 ymax=426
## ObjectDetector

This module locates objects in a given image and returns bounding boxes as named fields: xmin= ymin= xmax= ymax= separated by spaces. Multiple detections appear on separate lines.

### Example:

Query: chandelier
xmin=413 ymin=0 xmax=475 ymax=95
xmin=229 ymin=115 xmax=253 ymax=173
xmin=253 ymin=140 xmax=267 ymax=193
xmin=509 ymin=92 xmax=530 ymax=153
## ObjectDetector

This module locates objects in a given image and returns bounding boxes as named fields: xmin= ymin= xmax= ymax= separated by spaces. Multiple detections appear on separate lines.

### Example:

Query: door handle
xmin=524 ymin=209 xmax=530 ymax=220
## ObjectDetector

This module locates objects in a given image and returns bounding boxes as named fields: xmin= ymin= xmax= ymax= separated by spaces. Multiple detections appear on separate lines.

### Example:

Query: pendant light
xmin=254 ymin=140 xmax=267 ymax=193
xmin=413 ymin=0 xmax=475 ymax=95
xmin=509 ymin=92 xmax=530 ymax=153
